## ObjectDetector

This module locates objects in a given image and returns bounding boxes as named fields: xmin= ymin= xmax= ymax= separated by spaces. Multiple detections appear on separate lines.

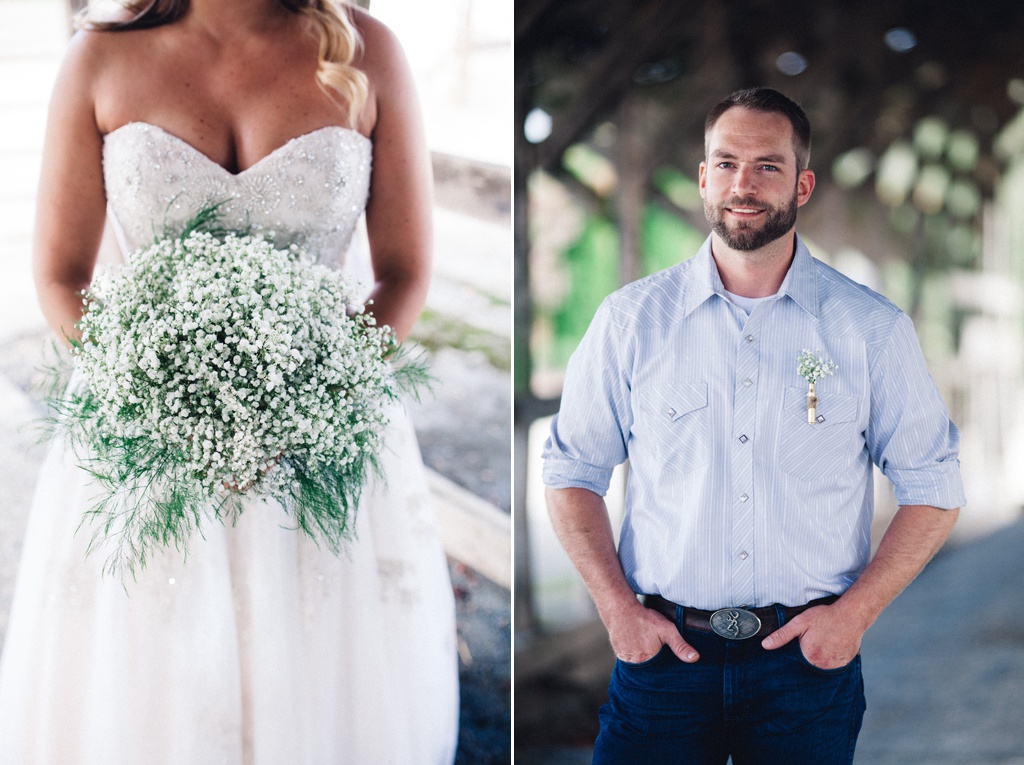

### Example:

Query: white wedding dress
xmin=0 ymin=122 xmax=459 ymax=764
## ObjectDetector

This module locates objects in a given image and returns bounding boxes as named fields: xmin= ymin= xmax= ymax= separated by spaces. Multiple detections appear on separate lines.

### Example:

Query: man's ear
xmin=796 ymin=168 xmax=815 ymax=207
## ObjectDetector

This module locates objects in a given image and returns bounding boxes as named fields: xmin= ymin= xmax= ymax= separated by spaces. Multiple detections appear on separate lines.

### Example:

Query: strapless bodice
xmin=102 ymin=122 xmax=372 ymax=267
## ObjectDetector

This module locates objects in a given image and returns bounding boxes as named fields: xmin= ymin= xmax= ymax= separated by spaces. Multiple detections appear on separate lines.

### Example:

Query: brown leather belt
xmin=641 ymin=594 xmax=839 ymax=641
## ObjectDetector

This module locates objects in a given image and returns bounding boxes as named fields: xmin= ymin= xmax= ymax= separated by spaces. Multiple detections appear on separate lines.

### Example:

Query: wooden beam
xmin=532 ymin=0 xmax=696 ymax=172
xmin=515 ymin=0 xmax=562 ymax=42
xmin=429 ymin=469 xmax=510 ymax=589
xmin=432 ymin=152 xmax=510 ymax=224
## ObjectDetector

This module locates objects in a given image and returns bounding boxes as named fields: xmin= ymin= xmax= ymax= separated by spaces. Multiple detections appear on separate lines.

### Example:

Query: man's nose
xmin=732 ymin=166 xmax=758 ymax=196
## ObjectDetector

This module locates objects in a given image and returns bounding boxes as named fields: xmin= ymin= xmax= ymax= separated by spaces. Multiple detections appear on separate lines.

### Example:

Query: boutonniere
xmin=796 ymin=349 xmax=838 ymax=424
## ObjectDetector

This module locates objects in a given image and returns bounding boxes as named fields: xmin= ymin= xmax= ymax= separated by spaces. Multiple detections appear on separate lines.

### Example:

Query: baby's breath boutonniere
xmin=796 ymin=349 xmax=838 ymax=424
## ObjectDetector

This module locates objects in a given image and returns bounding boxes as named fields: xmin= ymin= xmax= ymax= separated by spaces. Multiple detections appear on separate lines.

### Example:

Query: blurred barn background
xmin=514 ymin=0 xmax=1024 ymax=759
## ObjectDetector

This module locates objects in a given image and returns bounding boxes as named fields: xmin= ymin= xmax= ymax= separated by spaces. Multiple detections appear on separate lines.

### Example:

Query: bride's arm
xmin=356 ymin=14 xmax=432 ymax=343
xmin=33 ymin=33 xmax=108 ymax=345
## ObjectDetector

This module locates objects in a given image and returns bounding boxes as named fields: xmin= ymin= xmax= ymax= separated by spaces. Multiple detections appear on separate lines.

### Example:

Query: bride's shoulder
xmin=347 ymin=5 xmax=395 ymax=39
xmin=63 ymin=24 xmax=161 ymax=77
xmin=53 ymin=25 xmax=169 ymax=130
xmin=348 ymin=7 xmax=409 ymax=78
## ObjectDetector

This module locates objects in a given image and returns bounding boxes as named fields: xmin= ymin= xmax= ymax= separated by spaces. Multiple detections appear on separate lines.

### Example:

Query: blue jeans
xmin=593 ymin=606 xmax=866 ymax=764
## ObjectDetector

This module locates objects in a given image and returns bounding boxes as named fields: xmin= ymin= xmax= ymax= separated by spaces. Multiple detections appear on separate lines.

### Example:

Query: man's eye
xmin=762 ymin=165 xmax=780 ymax=172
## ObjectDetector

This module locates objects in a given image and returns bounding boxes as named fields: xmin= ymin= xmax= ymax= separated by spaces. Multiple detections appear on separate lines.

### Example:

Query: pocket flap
xmin=660 ymin=382 xmax=708 ymax=421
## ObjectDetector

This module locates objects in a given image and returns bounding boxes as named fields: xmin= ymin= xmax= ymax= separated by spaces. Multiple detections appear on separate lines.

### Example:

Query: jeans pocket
xmin=794 ymin=640 xmax=858 ymax=676
xmin=617 ymin=644 xmax=671 ymax=669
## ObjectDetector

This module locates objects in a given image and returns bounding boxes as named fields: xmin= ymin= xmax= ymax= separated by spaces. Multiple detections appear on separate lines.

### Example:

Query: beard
xmin=705 ymin=191 xmax=798 ymax=252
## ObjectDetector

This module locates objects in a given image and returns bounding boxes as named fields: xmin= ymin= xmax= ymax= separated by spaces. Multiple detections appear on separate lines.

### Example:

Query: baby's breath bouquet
xmin=47 ymin=221 xmax=426 ymax=578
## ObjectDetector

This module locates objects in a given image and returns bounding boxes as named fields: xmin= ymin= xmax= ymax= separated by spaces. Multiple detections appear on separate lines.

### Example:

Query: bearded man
xmin=541 ymin=87 xmax=964 ymax=765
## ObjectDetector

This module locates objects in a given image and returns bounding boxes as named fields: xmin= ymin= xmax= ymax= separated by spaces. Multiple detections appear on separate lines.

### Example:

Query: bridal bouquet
xmin=48 ymin=223 xmax=426 ymax=577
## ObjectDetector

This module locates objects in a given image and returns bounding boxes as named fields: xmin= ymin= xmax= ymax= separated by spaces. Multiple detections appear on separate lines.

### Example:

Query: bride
xmin=0 ymin=0 xmax=459 ymax=762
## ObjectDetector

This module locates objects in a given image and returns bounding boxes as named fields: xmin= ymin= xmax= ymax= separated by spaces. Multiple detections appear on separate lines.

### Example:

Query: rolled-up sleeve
xmin=867 ymin=311 xmax=967 ymax=509
xmin=541 ymin=296 xmax=633 ymax=495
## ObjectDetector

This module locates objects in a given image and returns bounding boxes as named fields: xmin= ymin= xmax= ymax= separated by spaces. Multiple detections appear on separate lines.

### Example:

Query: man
xmin=541 ymin=87 xmax=965 ymax=764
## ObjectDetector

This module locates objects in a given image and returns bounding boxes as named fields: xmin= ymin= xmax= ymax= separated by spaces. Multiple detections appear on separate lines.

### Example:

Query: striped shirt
xmin=542 ymin=235 xmax=965 ymax=610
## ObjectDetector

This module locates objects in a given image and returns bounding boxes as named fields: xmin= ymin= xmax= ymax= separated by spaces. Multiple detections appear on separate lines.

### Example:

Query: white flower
xmin=72 ymin=230 xmax=399 ymax=497
xmin=796 ymin=349 xmax=838 ymax=384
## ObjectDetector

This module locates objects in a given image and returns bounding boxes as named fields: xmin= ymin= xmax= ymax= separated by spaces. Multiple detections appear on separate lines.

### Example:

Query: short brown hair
xmin=705 ymin=88 xmax=812 ymax=170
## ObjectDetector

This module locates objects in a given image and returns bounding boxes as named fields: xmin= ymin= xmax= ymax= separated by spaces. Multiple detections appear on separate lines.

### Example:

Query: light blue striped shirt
xmin=542 ymin=235 xmax=965 ymax=610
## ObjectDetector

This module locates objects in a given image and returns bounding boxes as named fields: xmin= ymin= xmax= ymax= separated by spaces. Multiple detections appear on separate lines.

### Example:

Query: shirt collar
xmin=778 ymin=235 xmax=819 ymax=319
xmin=679 ymin=237 xmax=721 ymax=318
xmin=681 ymin=234 xmax=819 ymax=319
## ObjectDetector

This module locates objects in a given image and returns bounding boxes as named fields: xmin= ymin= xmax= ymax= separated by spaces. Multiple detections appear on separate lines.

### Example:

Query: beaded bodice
xmin=102 ymin=122 xmax=372 ymax=267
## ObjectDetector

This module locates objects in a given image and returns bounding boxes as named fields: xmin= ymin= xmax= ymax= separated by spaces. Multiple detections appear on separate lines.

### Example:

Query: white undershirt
xmin=724 ymin=289 xmax=773 ymax=315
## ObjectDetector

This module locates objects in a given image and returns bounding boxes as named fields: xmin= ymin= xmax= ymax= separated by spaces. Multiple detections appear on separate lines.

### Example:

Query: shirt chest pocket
xmin=777 ymin=386 xmax=862 ymax=482
xmin=636 ymin=382 xmax=710 ymax=476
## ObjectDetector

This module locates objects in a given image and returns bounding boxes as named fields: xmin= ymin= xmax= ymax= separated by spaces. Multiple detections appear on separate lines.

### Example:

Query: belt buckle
xmin=709 ymin=607 xmax=761 ymax=640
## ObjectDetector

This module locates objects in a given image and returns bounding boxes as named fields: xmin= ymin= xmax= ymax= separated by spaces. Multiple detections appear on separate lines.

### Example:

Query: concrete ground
xmin=515 ymin=515 xmax=1024 ymax=764
xmin=0 ymin=1 xmax=510 ymax=762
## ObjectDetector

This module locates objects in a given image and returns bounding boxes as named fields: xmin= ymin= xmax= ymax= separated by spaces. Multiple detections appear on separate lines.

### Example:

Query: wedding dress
xmin=0 ymin=122 xmax=459 ymax=764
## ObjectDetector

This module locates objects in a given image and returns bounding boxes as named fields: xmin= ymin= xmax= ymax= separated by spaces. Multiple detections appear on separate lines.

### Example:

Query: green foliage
xmin=551 ymin=215 xmax=618 ymax=368
xmin=542 ymin=206 xmax=703 ymax=372
xmin=641 ymin=204 xmax=703 ymax=275
xmin=411 ymin=309 xmax=510 ymax=372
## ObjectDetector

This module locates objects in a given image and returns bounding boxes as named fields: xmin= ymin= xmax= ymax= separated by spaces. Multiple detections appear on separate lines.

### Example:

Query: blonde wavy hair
xmin=78 ymin=0 xmax=369 ymax=126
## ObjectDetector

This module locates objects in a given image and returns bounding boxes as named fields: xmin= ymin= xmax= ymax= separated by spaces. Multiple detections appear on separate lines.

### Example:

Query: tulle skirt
xmin=0 ymin=404 xmax=459 ymax=764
